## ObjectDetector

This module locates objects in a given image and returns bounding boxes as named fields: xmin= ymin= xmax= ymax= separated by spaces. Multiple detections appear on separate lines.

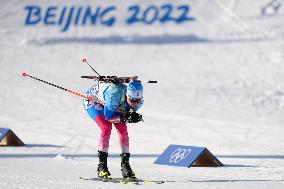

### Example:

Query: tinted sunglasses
xmin=129 ymin=98 xmax=141 ymax=103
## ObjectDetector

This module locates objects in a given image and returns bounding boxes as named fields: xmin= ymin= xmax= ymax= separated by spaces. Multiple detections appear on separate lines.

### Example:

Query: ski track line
xmin=212 ymin=0 xmax=258 ymax=34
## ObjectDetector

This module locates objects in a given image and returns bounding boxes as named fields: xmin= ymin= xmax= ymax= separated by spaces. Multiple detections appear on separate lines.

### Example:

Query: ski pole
xmin=82 ymin=58 xmax=101 ymax=76
xmin=82 ymin=58 xmax=102 ymax=91
xmin=21 ymin=72 xmax=104 ymax=105
xmin=22 ymin=72 xmax=144 ymax=121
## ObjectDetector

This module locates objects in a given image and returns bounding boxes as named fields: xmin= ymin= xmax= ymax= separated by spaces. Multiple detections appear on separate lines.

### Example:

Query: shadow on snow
xmin=29 ymin=34 xmax=269 ymax=46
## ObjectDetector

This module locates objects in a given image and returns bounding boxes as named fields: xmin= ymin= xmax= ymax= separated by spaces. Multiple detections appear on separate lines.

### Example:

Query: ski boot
xmin=97 ymin=151 xmax=111 ymax=178
xmin=121 ymin=153 xmax=136 ymax=179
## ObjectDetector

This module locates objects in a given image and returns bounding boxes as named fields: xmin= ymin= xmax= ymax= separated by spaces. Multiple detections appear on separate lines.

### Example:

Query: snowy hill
xmin=0 ymin=0 xmax=284 ymax=188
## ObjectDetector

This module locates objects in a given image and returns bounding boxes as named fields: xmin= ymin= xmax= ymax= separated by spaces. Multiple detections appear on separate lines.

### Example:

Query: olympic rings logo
xmin=169 ymin=148 xmax=191 ymax=163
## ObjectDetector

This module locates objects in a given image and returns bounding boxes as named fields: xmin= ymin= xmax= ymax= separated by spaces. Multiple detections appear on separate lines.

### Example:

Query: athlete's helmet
xmin=126 ymin=81 xmax=143 ymax=99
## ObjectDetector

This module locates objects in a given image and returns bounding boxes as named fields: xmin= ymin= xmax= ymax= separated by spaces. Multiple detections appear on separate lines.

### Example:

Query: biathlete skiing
xmin=21 ymin=59 xmax=158 ymax=183
xmin=83 ymin=80 xmax=144 ymax=179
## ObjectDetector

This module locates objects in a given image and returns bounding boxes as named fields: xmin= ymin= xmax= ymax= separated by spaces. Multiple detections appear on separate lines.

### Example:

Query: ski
xmin=79 ymin=177 xmax=165 ymax=185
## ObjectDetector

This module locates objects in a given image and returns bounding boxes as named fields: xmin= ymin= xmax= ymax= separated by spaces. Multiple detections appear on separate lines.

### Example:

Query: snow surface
xmin=1 ymin=0 xmax=284 ymax=188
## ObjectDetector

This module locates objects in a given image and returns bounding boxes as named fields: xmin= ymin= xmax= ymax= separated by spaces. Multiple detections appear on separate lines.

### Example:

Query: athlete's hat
xmin=126 ymin=81 xmax=143 ymax=99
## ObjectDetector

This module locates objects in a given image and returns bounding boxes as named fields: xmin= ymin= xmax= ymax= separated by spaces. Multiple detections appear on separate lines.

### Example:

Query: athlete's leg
xmin=84 ymin=101 xmax=112 ymax=178
xmin=95 ymin=115 xmax=112 ymax=152
xmin=113 ymin=122 xmax=129 ymax=153
xmin=114 ymin=123 xmax=136 ymax=178
xmin=85 ymin=103 xmax=112 ymax=153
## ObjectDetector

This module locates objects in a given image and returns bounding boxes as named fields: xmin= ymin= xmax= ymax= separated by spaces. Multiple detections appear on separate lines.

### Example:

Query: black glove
xmin=121 ymin=110 xmax=143 ymax=123
xmin=128 ymin=112 xmax=143 ymax=123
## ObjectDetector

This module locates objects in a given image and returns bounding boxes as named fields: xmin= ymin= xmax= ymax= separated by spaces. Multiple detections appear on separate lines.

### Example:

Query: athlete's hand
xmin=128 ymin=112 xmax=143 ymax=123
xmin=121 ymin=110 xmax=143 ymax=123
